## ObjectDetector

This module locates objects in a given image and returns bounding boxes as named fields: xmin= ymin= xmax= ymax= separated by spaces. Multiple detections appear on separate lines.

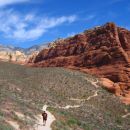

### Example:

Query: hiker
xmin=42 ymin=111 xmax=47 ymax=126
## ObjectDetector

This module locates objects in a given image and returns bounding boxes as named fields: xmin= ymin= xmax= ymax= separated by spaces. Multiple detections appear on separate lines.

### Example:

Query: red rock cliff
xmin=28 ymin=22 xmax=130 ymax=104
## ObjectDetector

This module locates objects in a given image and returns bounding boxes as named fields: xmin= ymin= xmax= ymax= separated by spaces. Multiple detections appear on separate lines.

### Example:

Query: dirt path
xmin=70 ymin=90 xmax=98 ymax=102
xmin=35 ymin=105 xmax=55 ymax=130
xmin=58 ymin=105 xmax=81 ymax=109
xmin=85 ymin=78 xmax=99 ymax=88
xmin=122 ymin=113 xmax=130 ymax=118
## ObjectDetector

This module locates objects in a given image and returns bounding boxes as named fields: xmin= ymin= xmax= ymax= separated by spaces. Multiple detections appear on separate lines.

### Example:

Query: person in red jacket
xmin=42 ymin=111 xmax=48 ymax=126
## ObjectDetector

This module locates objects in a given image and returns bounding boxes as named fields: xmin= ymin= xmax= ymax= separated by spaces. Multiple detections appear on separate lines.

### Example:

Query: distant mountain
xmin=25 ymin=44 xmax=48 ymax=55
xmin=0 ymin=43 xmax=48 ymax=63
xmin=0 ymin=44 xmax=24 ymax=52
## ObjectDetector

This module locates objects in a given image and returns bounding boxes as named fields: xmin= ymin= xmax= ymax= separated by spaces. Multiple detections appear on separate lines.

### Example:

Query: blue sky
xmin=0 ymin=0 xmax=129 ymax=48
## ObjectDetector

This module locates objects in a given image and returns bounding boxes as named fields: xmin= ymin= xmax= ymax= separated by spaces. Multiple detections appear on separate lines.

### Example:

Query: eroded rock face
xmin=28 ymin=22 xmax=130 ymax=104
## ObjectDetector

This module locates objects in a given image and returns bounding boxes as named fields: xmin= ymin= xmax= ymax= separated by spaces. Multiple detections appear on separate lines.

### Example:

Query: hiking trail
xmin=35 ymin=105 xmax=55 ymax=130
xmin=34 ymin=79 xmax=99 ymax=130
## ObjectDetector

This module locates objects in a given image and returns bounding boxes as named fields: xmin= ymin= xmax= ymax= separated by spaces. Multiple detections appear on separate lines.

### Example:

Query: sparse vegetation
xmin=0 ymin=61 xmax=129 ymax=130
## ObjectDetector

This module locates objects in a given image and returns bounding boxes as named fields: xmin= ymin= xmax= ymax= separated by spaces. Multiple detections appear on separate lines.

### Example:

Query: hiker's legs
xmin=43 ymin=120 xmax=46 ymax=126
xmin=43 ymin=119 xmax=45 ymax=125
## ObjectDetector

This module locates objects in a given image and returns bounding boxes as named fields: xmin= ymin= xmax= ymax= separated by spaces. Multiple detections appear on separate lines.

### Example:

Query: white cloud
xmin=0 ymin=0 xmax=29 ymax=7
xmin=0 ymin=9 xmax=77 ymax=40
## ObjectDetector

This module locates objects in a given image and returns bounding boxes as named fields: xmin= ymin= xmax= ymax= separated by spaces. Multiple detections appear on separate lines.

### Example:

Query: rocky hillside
xmin=0 ymin=61 xmax=130 ymax=130
xmin=28 ymin=22 xmax=130 ymax=104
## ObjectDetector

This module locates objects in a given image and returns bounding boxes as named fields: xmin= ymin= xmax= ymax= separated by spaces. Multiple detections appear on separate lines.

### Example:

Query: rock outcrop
xmin=28 ymin=22 xmax=130 ymax=104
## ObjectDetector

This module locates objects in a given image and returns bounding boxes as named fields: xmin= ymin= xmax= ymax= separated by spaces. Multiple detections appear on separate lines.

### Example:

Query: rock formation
xmin=28 ymin=22 xmax=130 ymax=104
xmin=0 ymin=50 xmax=26 ymax=63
